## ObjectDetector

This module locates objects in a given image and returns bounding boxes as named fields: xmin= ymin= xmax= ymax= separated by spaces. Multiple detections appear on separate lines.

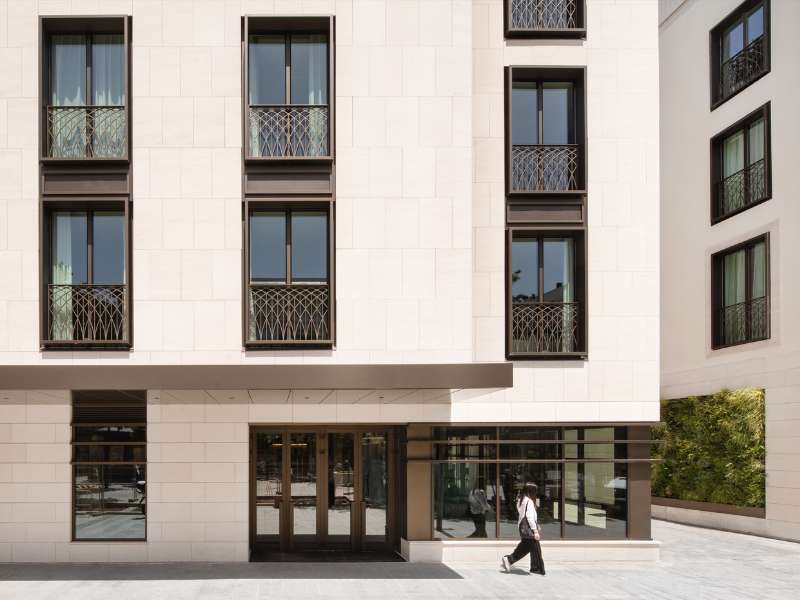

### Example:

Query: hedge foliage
xmin=651 ymin=388 xmax=765 ymax=508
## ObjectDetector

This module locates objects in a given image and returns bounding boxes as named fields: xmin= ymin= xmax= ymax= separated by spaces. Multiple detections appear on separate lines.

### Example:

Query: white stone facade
xmin=660 ymin=0 xmax=800 ymax=541
xmin=0 ymin=1 xmax=661 ymax=562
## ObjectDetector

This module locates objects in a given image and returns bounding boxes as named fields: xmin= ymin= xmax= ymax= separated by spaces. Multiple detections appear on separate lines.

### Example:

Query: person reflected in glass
xmin=467 ymin=480 xmax=491 ymax=538
xmin=502 ymin=483 xmax=546 ymax=575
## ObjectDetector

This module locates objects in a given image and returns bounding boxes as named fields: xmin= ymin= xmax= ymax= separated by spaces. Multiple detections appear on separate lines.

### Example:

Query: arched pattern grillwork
xmin=716 ymin=296 xmax=769 ymax=347
xmin=47 ymin=106 xmax=126 ymax=159
xmin=248 ymin=284 xmax=331 ymax=343
xmin=719 ymin=36 xmax=766 ymax=102
xmin=510 ymin=0 xmax=579 ymax=30
xmin=512 ymin=301 xmax=578 ymax=354
xmin=716 ymin=158 xmax=766 ymax=218
xmin=248 ymin=105 xmax=329 ymax=158
xmin=47 ymin=285 xmax=128 ymax=343
xmin=511 ymin=145 xmax=580 ymax=192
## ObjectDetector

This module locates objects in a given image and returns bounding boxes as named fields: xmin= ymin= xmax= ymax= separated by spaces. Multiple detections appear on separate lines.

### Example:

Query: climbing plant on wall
xmin=652 ymin=388 xmax=765 ymax=508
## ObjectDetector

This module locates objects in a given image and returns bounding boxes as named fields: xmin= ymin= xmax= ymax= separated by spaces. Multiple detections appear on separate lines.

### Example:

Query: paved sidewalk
xmin=1 ymin=520 xmax=798 ymax=600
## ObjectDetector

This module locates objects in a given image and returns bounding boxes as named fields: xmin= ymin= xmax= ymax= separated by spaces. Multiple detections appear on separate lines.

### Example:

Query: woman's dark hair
xmin=523 ymin=482 xmax=538 ymax=500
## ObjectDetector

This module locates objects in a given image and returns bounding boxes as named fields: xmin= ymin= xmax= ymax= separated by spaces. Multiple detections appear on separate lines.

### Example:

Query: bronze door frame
xmin=249 ymin=425 xmax=397 ymax=555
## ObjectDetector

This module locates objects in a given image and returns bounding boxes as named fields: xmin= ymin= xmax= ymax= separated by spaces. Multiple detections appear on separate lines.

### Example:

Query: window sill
xmin=507 ymin=351 xmax=587 ymax=361
xmin=245 ymin=340 xmax=334 ymax=350
xmin=711 ymin=194 xmax=771 ymax=225
xmin=41 ymin=341 xmax=131 ymax=351
xmin=505 ymin=27 xmax=586 ymax=40
xmin=710 ymin=68 xmax=770 ymax=111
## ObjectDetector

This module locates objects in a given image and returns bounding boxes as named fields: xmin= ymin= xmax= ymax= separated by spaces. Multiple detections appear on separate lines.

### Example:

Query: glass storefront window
xmin=498 ymin=463 xmax=561 ymax=539
xmin=564 ymin=462 xmax=627 ymax=539
xmin=433 ymin=463 xmax=497 ymax=539
xmin=430 ymin=425 xmax=632 ymax=541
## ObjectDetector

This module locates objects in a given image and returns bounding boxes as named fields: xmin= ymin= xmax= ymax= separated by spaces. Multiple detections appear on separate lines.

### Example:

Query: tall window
xmin=711 ymin=0 xmax=769 ymax=107
xmin=507 ymin=68 xmax=585 ymax=194
xmin=47 ymin=33 xmax=126 ymax=158
xmin=46 ymin=207 xmax=128 ymax=345
xmin=509 ymin=234 xmax=580 ymax=356
xmin=248 ymin=207 xmax=331 ymax=344
xmin=712 ymin=104 xmax=770 ymax=222
xmin=713 ymin=236 xmax=769 ymax=348
xmin=247 ymin=33 xmax=329 ymax=157
xmin=72 ymin=391 xmax=146 ymax=541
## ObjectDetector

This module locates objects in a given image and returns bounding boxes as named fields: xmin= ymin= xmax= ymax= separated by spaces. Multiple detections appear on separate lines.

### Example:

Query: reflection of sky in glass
xmin=747 ymin=7 xmax=763 ymax=43
xmin=723 ymin=22 xmax=744 ymax=60
xmin=249 ymin=35 xmax=285 ymax=104
xmin=544 ymin=239 xmax=573 ymax=302
xmin=250 ymin=212 xmax=286 ymax=282
xmin=511 ymin=238 xmax=538 ymax=299
xmin=543 ymin=85 xmax=570 ymax=145
xmin=291 ymin=212 xmax=327 ymax=281
xmin=512 ymin=83 xmax=537 ymax=145
xmin=93 ymin=212 xmax=125 ymax=284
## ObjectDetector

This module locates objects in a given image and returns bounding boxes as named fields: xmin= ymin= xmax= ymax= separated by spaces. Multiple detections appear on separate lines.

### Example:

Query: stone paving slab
xmin=1 ymin=520 xmax=799 ymax=600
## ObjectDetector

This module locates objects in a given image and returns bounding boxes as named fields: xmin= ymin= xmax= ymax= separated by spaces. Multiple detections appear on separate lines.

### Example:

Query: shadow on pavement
xmin=0 ymin=562 xmax=464 ymax=581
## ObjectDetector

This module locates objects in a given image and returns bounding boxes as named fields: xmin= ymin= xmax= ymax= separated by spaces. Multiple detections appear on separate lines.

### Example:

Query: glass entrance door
xmin=251 ymin=427 xmax=394 ymax=556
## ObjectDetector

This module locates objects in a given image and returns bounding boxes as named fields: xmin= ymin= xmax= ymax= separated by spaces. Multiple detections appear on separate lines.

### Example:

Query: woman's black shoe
xmin=530 ymin=569 xmax=545 ymax=575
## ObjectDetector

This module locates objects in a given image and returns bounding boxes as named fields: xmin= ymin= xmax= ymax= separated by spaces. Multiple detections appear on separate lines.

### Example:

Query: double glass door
xmin=251 ymin=428 xmax=390 ymax=552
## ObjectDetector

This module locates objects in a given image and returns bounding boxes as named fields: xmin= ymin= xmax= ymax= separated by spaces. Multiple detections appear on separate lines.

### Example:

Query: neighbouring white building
xmin=660 ymin=0 xmax=800 ymax=541
xmin=0 ymin=0 xmax=660 ymax=563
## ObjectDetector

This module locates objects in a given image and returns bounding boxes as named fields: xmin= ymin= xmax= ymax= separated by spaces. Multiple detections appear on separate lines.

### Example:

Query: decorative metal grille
xmin=512 ymin=301 xmax=579 ymax=354
xmin=47 ymin=106 xmax=126 ymax=159
xmin=248 ymin=284 xmax=330 ymax=343
xmin=719 ymin=36 xmax=766 ymax=101
xmin=510 ymin=0 xmax=579 ymax=30
xmin=511 ymin=145 xmax=580 ymax=192
xmin=47 ymin=285 xmax=128 ymax=343
xmin=716 ymin=296 xmax=769 ymax=347
xmin=717 ymin=158 xmax=767 ymax=218
xmin=248 ymin=105 xmax=329 ymax=158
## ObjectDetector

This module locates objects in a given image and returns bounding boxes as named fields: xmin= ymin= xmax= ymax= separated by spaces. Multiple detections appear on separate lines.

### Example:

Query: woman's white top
xmin=517 ymin=496 xmax=538 ymax=527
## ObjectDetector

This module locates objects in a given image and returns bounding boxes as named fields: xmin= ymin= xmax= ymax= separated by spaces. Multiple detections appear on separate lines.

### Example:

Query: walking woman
xmin=501 ymin=483 xmax=545 ymax=575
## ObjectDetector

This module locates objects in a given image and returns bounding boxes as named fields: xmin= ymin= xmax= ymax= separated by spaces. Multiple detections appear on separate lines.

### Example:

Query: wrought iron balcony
xmin=719 ymin=36 xmax=767 ymax=103
xmin=715 ymin=296 xmax=769 ymax=348
xmin=509 ymin=0 xmax=580 ymax=32
xmin=46 ymin=284 xmax=128 ymax=346
xmin=248 ymin=283 xmax=331 ymax=345
xmin=46 ymin=106 xmax=127 ymax=159
xmin=511 ymin=301 xmax=579 ymax=355
xmin=715 ymin=158 xmax=767 ymax=219
xmin=248 ymin=105 xmax=329 ymax=158
xmin=511 ymin=144 xmax=581 ymax=192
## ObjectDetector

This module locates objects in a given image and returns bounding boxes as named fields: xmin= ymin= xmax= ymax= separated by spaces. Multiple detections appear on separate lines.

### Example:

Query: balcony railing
xmin=715 ymin=296 xmax=769 ymax=347
xmin=248 ymin=283 xmax=331 ymax=344
xmin=719 ymin=35 xmax=767 ymax=102
xmin=248 ymin=105 xmax=329 ymax=158
xmin=47 ymin=284 xmax=128 ymax=345
xmin=46 ymin=106 xmax=127 ymax=159
xmin=511 ymin=144 xmax=580 ymax=192
xmin=716 ymin=158 xmax=767 ymax=219
xmin=509 ymin=0 xmax=579 ymax=31
xmin=511 ymin=301 xmax=579 ymax=354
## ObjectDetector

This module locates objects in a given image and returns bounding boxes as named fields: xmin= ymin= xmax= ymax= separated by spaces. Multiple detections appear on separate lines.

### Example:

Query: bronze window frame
xmin=71 ymin=390 xmax=147 ymax=543
xmin=504 ymin=66 xmax=587 ymax=198
xmin=40 ymin=198 xmax=132 ymax=350
xmin=243 ymin=199 xmax=336 ymax=349
xmin=243 ymin=16 xmax=335 ymax=163
xmin=709 ymin=0 xmax=770 ymax=110
xmin=711 ymin=233 xmax=770 ymax=350
xmin=710 ymin=102 xmax=771 ymax=224
xmin=39 ymin=16 xmax=131 ymax=163
xmin=503 ymin=0 xmax=586 ymax=39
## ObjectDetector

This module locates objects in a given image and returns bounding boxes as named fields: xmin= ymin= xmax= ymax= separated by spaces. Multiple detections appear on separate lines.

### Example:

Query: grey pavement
xmin=1 ymin=520 xmax=799 ymax=600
